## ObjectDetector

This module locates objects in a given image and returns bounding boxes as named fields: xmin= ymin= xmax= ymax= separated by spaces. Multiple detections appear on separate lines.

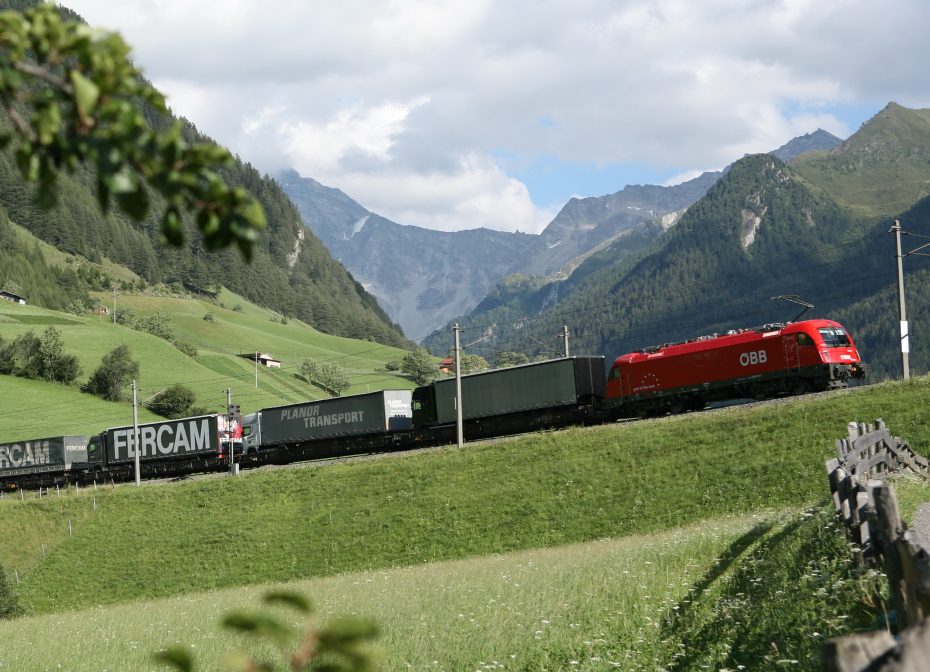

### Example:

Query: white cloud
xmin=64 ymin=0 xmax=930 ymax=232
xmin=308 ymin=152 xmax=553 ymax=234
xmin=284 ymin=97 xmax=430 ymax=173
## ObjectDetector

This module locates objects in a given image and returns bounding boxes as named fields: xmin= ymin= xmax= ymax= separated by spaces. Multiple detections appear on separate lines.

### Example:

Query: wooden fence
xmin=824 ymin=419 xmax=930 ymax=671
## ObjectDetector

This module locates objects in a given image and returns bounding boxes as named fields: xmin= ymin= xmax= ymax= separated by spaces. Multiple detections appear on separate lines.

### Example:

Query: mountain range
xmin=5 ymin=20 xmax=930 ymax=386
xmin=280 ymin=130 xmax=842 ymax=338
xmin=419 ymin=103 xmax=930 ymax=380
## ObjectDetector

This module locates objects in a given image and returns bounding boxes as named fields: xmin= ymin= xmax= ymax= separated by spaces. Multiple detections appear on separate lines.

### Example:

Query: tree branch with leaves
xmin=155 ymin=590 xmax=379 ymax=672
xmin=0 ymin=4 xmax=265 ymax=257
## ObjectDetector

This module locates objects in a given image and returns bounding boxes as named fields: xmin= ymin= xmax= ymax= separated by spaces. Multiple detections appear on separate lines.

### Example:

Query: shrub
xmin=401 ymin=347 xmax=435 ymax=385
xmin=148 ymin=384 xmax=198 ymax=419
xmin=173 ymin=340 xmax=199 ymax=359
xmin=0 ymin=561 xmax=20 ymax=620
xmin=299 ymin=359 xmax=351 ymax=396
xmin=82 ymin=345 xmax=139 ymax=401
xmin=113 ymin=305 xmax=136 ymax=326
xmin=495 ymin=351 xmax=529 ymax=368
xmin=134 ymin=310 xmax=175 ymax=340
xmin=0 ymin=328 xmax=80 ymax=384
xmin=155 ymin=590 xmax=377 ymax=672
xmin=64 ymin=301 xmax=85 ymax=316
xmin=202 ymin=312 xmax=214 ymax=322
xmin=38 ymin=327 xmax=81 ymax=385
xmin=460 ymin=353 xmax=489 ymax=374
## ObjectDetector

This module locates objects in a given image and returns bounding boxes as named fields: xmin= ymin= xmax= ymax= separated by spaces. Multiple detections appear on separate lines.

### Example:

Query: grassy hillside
xmin=794 ymin=103 xmax=930 ymax=220
xmin=8 ymin=377 xmax=930 ymax=615
xmin=0 ymin=375 xmax=162 ymax=439
xmin=0 ymin=290 xmax=413 ymax=442
xmin=0 ymin=507 xmax=880 ymax=671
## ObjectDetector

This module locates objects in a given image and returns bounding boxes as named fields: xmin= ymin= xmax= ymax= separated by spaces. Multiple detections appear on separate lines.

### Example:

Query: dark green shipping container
xmin=426 ymin=356 xmax=604 ymax=425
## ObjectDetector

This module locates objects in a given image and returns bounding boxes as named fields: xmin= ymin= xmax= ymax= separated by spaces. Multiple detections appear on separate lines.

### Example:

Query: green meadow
xmin=0 ymin=509 xmax=879 ymax=672
xmin=0 ymin=291 xmax=414 ymax=442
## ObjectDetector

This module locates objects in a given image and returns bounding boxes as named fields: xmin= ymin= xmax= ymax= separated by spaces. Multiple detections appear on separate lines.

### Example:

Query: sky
xmin=63 ymin=0 xmax=930 ymax=234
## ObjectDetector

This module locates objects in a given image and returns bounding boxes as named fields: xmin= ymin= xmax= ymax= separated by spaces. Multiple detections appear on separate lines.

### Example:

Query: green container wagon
xmin=413 ymin=357 xmax=604 ymax=437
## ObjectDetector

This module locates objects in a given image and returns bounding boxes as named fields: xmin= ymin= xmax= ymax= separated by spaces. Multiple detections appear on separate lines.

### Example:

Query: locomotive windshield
xmin=818 ymin=327 xmax=851 ymax=347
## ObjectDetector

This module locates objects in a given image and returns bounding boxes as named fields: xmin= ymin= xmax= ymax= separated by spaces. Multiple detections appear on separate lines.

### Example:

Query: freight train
xmin=0 ymin=318 xmax=865 ymax=491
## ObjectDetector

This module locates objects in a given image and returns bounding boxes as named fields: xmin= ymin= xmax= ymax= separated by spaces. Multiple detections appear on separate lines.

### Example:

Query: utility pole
xmin=892 ymin=220 xmax=910 ymax=380
xmin=132 ymin=380 xmax=141 ymax=486
xmin=226 ymin=388 xmax=239 ymax=475
xmin=255 ymin=350 xmax=259 ymax=388
xmin=561 ymin=325 xmax=570 ymax=358
xmin=453 ymin=322 xmax=463 ymax=448
xmin=112 ymin=287 xmax=118 ymax=324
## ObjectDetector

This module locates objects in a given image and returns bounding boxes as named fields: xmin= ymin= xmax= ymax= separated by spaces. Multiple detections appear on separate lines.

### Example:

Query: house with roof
xmin=0 ymin=290 xmax=26 ymax=305
xmin=438 ymin=356 xmax=454 ymax=374
xmin=255 ymin=352 xmax=281 ymax=368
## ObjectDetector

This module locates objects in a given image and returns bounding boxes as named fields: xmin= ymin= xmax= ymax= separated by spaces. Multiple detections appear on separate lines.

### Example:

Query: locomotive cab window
xmin=818 ymin=328 xmax=851 ymax=347
xmin=609 ymin=367 xmax=622 ymax=380
xmin=797 ymin=333 xmax=815 ymax=347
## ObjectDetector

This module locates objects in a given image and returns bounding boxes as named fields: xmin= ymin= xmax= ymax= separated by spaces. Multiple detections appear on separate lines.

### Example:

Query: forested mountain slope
xmin=425 ymin=108 xmax=930 ymax=381
xmin=0 ymin=1 xmax=405 ymax=347
xmin=426 ymin=154 xmax=914 ymax=377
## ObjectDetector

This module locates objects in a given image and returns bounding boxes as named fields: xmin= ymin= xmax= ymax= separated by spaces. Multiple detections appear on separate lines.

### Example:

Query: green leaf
xmin=35 ymin=102 xmax=61 ymax=144
xmin=95 ymin=175 xmax=111 ymax=214
xmin=262 ymin=590 xmax=313 ymax=614
xmin=219 ymin=650 xmax=274 ymax=672
xmin=108 ymin=169 xmax=135 ymax=194
xmin=69 ymin=69 xmax=100 ymax=124
xmin=161 ymin=208 xmax=183 ymax=247
xmin=241 ymin=198 xmax=266 ymax=230
xmin=116 ymin=185 xmax=149 ymax=221
xmin=318 ymin=616 xmax=379 ymax=648
xmin=152 ymin=646 xmax=194 ymax=672
xmin=221 ymin=610 xmax=295 ymax=646
xmin=35 ymin=181 xmax=58 ymax=209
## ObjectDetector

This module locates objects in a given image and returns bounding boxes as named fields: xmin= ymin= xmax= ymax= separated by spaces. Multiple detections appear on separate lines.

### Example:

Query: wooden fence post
xmin=823 ymin=630 xmax=895 ymax=672
xmin=871 ymin=481 xmax=908 ymax=631
xmin=896 ymin=533 xmax=930 ymax=626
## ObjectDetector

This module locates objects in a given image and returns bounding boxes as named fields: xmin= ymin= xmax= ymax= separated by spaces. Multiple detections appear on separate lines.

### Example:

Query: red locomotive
xmin=604 ymin=319 xmax=866 ymax=416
